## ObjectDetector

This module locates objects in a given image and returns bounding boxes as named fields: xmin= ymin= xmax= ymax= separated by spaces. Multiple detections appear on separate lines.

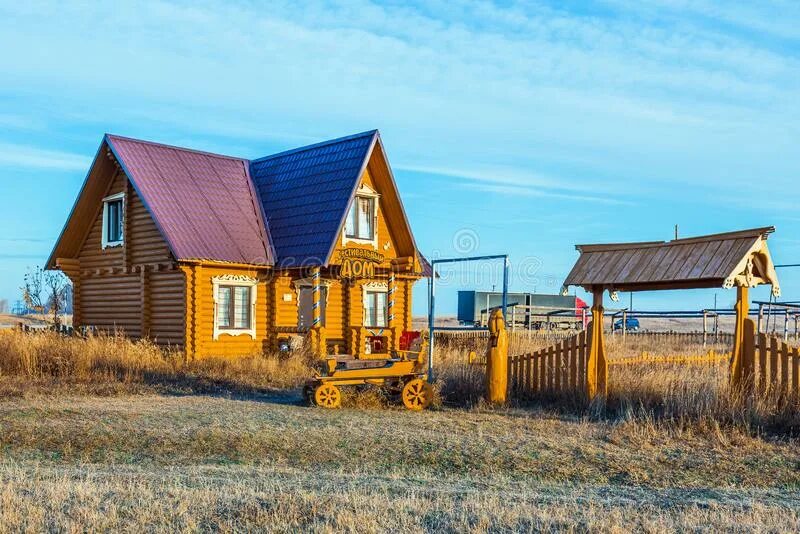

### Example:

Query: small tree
xmin=22 ymin=266 xmax=71 ymax=327
xmin=21 ymin=266 xmax=45 ymax=317
xmin=45 ymin=271 xmax=70 ymax=327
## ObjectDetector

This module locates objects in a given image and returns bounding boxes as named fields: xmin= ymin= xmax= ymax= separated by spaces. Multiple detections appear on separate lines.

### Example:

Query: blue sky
xmin=1 ymin=0 xmax=799 ymax=315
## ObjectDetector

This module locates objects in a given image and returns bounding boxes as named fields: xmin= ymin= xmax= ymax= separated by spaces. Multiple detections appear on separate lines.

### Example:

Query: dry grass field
xmin=1 ymin=330 xmax=799 ymax=531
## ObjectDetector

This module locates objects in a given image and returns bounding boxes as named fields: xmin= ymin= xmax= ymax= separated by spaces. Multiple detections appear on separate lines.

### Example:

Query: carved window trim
xmin=361 ymin=281 xmax=389 ymax=328
xmin=212 ymin=274 xmax=258 ymax=340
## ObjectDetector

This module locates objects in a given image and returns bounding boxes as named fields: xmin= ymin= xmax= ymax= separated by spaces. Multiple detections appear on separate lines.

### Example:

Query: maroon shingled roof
xmin=106 ymin=135 xmax=272 ymax=265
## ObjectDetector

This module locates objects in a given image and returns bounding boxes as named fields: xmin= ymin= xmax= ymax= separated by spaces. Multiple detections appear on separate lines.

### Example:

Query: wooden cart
xmin=304 ymin=332 xmax=432 ymax=410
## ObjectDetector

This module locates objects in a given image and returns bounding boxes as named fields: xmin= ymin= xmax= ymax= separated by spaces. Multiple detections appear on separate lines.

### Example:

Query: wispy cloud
xmin=0 ymin=253 xmax=47 ymax=260
xmin=1 ymin=0 xmax=797 ymax=192
xmin=0 ymin=237 xmax=53 ymax=244
xmin=396 ymin=163 xmax=590 ymax=192
xmin=0 ymin=142 xmax=90 ymax=171
xmin=0 ymin=0 xmax=799 ymax=304
xmin=459 ymin=182 xmax=632 ymax=205
xmin=397 ymin=162 xmax=630 ymax=204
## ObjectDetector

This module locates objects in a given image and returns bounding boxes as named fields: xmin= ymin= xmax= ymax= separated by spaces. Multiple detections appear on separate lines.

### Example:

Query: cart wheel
xmin=314 ymin=383 xmax=342 ymax=409
xmin=402 ymin=379 xmax=432 ymax=411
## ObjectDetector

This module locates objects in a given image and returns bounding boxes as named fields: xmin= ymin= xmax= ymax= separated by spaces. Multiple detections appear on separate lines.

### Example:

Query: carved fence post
xmin=730 ymin=285 xmax=749 ymax=391
xmin=586 ymin=288 xmax=607 ymax=399
xmin=486 ymin=309 xmax=509 ymax=405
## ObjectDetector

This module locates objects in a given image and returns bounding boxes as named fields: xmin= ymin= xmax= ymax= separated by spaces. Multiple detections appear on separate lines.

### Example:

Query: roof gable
xmin=50 ymin=129 xmax=420 ymax=271
xmin=361 ymin=137 xmax=417 ymax=259
xmin=106 ymin=135 xmax=272 ymax=265
xmin=47 ymin=140 xmax=118 ymax=268
xmin=249 ymin=130 xmax=378 ymax=266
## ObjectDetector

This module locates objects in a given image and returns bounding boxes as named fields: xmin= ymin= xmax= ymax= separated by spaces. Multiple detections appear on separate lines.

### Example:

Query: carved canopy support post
xmin=730 ymin=285 xmax=750 ymax=391
xmin=388 ymin=271 xmax=398 ymax=351
xmin=310 ymin=267 xmax=326 ymax=357
xmin=586 ymin=287 xmax=608 ymax=399
xmin=485 ymin=309 xmax=509 ymax=404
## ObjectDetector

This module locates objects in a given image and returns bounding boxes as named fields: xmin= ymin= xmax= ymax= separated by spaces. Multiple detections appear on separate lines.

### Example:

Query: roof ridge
xmin=251 ymin=129 xmax=378 ymax=163
xmin=105 ymin=134 xmax=247 ymax=163
xmin=576 ymin=227 xmax=775 ymax=252
xmin=668 ymin=226 xmax=774 ymax=245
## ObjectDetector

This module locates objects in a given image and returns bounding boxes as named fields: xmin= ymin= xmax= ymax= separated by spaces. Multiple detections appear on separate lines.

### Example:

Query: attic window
xmin=101 ymin=192 xmax=124 ymax=249
xmin=343 ymin=185 xmax=379 ymax=247
xmin=346 ymin=197 xmax=374 ymax=240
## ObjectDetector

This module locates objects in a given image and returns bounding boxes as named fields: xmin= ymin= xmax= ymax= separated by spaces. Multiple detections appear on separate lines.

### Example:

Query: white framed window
xmin=343 ymin=184 xmax=379 ymax=248
xmin=101 ymin=192 xmax=125 ymax=249
xmin=212 ymin=275 xmax=258 ymax=340
xmin=362 ymin=282 xmax=388 ymax=328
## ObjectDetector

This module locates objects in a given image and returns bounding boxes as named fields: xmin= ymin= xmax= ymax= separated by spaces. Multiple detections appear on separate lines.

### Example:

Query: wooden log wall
xmin=74 ymin=170 xmax=185 ymax=347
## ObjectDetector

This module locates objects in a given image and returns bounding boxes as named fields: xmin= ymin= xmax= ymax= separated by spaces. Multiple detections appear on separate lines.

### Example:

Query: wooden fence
xmin=611 ymin=331 xmax=734 ymax=346
xmin=502 ymin=315 xmax=800 ymax=409
xmin=435 ymin=329 xmax=576 ymax=345
xmin=508 ymin=330 xmax=589 ymax=397
xmin=16 ymin=322 xmax=85 ymax=336
xmin=443 ymin=329 xmax=733 ymax=346
xmin=741 ymin=327 xmax=800 ymax=401
xmin=607 ymin=351 xmax=730 ymax=367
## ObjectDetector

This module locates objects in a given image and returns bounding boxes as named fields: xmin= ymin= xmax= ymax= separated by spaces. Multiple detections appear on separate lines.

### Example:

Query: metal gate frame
xmin=426 ymin=254 xmax=509 ymax=379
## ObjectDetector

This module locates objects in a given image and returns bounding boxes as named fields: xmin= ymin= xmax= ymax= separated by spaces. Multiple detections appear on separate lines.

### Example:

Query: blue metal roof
xmin=249 ymin=130 xmax=378 ymax=265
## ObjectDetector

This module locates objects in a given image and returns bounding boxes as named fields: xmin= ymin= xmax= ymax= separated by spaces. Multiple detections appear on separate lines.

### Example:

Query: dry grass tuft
xmin=1 ymin=395 xmax=799 ymax=531
xmin=431 ymin=331 xmax=800 ymax=433
xmin=0 ymin=330 xmax=313 ymax=396
xmin=4 ymin=328 xmax=800 ymax=432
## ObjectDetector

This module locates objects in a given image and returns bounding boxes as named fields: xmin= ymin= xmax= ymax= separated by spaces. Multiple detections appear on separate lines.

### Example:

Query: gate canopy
xmin=561 ymin=227 xmax=780 ymax=297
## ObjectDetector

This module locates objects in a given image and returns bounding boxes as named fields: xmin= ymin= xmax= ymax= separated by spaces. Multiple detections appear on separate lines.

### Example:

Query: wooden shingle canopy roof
xmin=562 ymin=227 xmax=780 ymax=297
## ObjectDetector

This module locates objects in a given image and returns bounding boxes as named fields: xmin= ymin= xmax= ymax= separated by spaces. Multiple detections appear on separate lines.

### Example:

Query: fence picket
xmin=758 ymin=333 xmax=768 ymax=396
xmin=793 ymin=348 xmax=800 ymax=401
xmin=770 ymin=337 xmax=779 ymax=395
xmin=569 ymin=334 xmax=577 ymax=390
xmin=521 ymin=354 xmax=528 ymax=397
xmin=544 ymin=346 xmax=553 ymax=392
xmin=554 ymin=341 xmax=563 ymax=391
xmin=781 ymin=342 xmax=790 ymax=403
xmin=539 ymin=349 xmax=547 ymax=393
xmin=579 ymin=331 xmax=587 ymax=391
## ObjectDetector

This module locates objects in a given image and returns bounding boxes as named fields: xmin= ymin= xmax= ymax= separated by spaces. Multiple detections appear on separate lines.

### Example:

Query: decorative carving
xmin=211 ymin=275 xmax=258 ymax=340
xmin=362 ymin=281 xmax=388 ymax=291
xmin=211 ymin=274 xmax=258 ymax=284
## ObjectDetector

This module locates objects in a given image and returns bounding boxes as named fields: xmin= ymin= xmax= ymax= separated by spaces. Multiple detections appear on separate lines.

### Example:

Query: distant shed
xmin=457 ymin=291 xmax=581 ymax=326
